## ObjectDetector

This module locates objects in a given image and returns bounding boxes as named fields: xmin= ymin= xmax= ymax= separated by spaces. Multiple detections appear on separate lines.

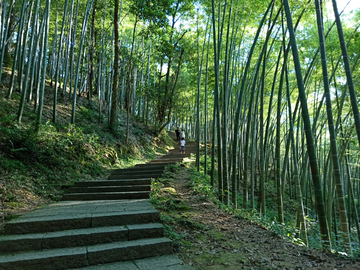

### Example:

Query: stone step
xmin=158 ymin=153 xmax=190 ymax=159
xmin=158 ymin=154 xmax=190 ymax=158
xmin=112 ymin=167 xmax=165 ymax=173
xmin=62 ymin=191 xmax=150 ymax=201
xmin=86 ymin=237 xmax=172 ymax=267
xmin=148 ymin=160 xmax=180 ymax=164
xmin=0 ymin=223 xmax=164 ymax=253
xmin=73 ymin=179 xmax=151 ymax=187
xmin=107 ymin=173 xmax=162 ymax=180
xmin=134 ymin=163 xmax=171 ymax=168
xmin=165 ymin=155 xmax=191 ymax=158
xmin=149 ymin=158 xmax=182 ymax=162
xmin=168 ymin=149 xmax=192 ymax=152
xmin=0 ymin=237 xmax=172 ymax=270
xmin=4 ymin=209 xmax=159 ymax=235
xmin=67 ymin=254 xmax=193 ymax=270
xmin=110 ymin=169 xmax=164 ymax=175
xmin=67 ymin=185 xmax=150 ymax=194
xmin=150 ymin=157 xmax=184 ymax=164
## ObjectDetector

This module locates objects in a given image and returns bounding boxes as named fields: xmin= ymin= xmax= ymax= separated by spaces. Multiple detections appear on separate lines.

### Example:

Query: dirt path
xmin=157 ymin=167 xmax=360 ymax=270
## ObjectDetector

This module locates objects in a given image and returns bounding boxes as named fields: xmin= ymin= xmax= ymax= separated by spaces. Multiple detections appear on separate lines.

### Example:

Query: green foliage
xmin=160 ymin=164 xmax=180 ymax=179
xmin=191 ymin=158 xmax=360 ymax=256
xmin=188 ymin=161 xmax=314 ymax=249
xmin=158 ymin=130 xmax=176 ymax=148
xmin=166 ymin=164 xmax=181 ymax=173
xmin=0 ymin=98 xmax=174 ymax=210
xmin=129 ymin=0 xmax=167 ymax=27
xmin=199 ymin=154 xmax=212 ymax=172
xmin=177 ymin=215 xmax=207 ymax=231
xmin=0 ymin=121 xmax=107 ymax=200
xmin=4 ymin=214 xmax=21 ymax=221
xmin=151 ymin=186 xmax=190 ymax=211
xmin=78 ymin=106 xmax=98 ymax=122
xmin=162 ymin=221 xmax=188 ymax=248
xmin=151 ymin=165 xmax=194 ymax=248
xmin=353 ymin=248 xmax=360 ymax=259
xmin=188 ymin=168 xmax=216 ymax=200
xmin=254 ymin=214 xmax=306 ymax=247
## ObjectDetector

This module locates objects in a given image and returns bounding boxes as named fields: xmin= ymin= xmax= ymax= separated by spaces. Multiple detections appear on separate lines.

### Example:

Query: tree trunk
xmin=109 ymin=0 xmax=119 ymax=130
xmin=282 ymin=0 xmax=330 ymax=249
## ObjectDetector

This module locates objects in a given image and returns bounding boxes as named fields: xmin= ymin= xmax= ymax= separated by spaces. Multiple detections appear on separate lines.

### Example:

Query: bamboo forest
xmin=1 ymin=0 xmax=360 ymax=268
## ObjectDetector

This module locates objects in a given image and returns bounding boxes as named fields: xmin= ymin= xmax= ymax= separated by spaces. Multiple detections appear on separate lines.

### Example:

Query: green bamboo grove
xmin=1 ymin=0 xmax=360 ymax=254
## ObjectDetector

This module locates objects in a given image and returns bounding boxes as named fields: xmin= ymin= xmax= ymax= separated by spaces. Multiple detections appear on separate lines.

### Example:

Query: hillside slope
xmin=0 ymin=71 xmax=174 ymax=220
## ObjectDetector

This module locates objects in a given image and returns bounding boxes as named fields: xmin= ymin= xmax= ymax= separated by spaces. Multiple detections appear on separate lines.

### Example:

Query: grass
xmin=0 ymin=69 xmax=175 ymax=216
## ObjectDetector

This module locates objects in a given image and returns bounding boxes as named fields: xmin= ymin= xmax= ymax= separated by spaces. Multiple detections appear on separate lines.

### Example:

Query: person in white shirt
xmin=180 ymin=138 xmax=186 ymax=154
xmin=180 ymin=129 xmax=185 ymax=140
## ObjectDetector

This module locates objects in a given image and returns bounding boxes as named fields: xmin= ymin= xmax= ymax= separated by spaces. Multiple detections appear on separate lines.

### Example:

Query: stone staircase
xmin=0 ymin=135 xmax=195 ymax=270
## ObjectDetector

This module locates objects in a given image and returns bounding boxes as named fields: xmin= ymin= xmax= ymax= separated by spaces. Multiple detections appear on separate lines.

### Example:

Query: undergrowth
xmin=151 ymin=163 xmax=194 ymax=249
xmin=0 ymin=85 xmax=174 ymax=216
xmin=188 ymin=159 xmax=360 ymax=258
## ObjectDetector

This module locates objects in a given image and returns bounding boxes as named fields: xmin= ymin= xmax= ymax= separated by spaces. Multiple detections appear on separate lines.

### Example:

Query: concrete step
xmin=4 ymin=209 xmax=160 ymax=235
xmin=67 ymin=185 xmax=150 ymax=194
xmin=107 ymin=173 xmax=162 ymax=180
xmin=62 ymin=191 xmax=150 ymax=201
xmin=0 ymin=223 xmax=164 ymax=253
xmin=73 ymin=179 xmax=151 ymax=187
xmin=0 ymin=237 xmax=172 ymax=270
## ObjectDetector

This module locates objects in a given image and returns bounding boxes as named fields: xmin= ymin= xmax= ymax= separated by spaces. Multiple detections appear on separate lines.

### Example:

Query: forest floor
xmin=155 ymin=166 xmax=360 ymax=270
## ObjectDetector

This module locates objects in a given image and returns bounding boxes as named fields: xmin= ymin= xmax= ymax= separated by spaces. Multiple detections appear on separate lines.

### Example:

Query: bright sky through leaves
xmin=326 ymin=0 xmax=360 ymax=22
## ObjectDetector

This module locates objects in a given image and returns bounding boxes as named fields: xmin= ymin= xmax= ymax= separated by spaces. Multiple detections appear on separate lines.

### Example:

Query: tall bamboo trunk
xmin=109 ymin=0 xmax=119 ymax=130
xmin=315 ymin=0 xmax=351 ymax=253
xmin=331 ymin=0 xmax=360 ymax=150
xmin=17 ymin=0 xmax=41 ymax=123
xmin=282 ymin=0 xmax=330 ymax=249
xmin=35 ymin=0 xmax=51 ymax=132
xmin=71 ymin=0 xmax=94 ymax=124
xmin=231 ymin=0 xmax=274 ymax=208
